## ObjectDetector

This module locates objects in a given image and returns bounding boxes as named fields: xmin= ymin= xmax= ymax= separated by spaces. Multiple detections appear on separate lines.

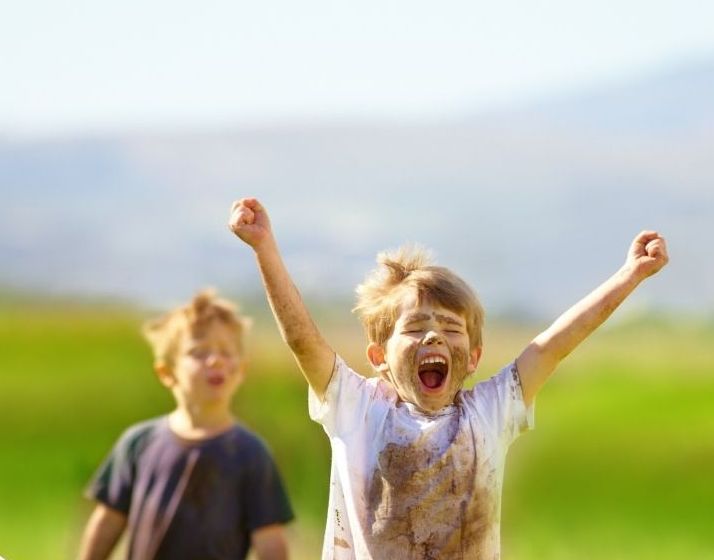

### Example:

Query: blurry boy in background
xmin=79 ymin=290 xmax=293 ymax=560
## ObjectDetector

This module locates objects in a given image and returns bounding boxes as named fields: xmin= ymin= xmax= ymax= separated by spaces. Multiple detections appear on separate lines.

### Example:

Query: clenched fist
xmin=228 ymin=198 xmax=273 ymax=250
xmin=625 ymin=230 xmax=669 ymax=280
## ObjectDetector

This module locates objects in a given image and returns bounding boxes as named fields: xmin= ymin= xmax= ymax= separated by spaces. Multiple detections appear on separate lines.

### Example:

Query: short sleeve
xmin=464 ymin=361 xmax=535 ymax=447
xmin=308 ymin=355 xmax=376 ymax=438
xmin=243 ymin=442 xmax=295 ymax=530
xmin=84 ymin=427 xmax=140 ymax=514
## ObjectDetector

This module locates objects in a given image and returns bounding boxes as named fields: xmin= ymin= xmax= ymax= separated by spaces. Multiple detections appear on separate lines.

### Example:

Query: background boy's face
xmin=159 ymin=321 xmax=245 ymax=408
xmin=368 ymin=289 xmax=481 ymax=413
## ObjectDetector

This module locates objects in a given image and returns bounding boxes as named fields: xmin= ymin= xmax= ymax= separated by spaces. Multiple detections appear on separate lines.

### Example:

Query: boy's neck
xmin=168 ymin=406 xmax=236 ymax=440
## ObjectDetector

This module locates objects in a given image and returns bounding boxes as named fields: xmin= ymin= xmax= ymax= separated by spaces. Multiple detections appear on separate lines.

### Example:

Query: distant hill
xmin=2 ymin=58 xmax=712 ymax=317
xmin=480 ymin=57 xmax=714 ymax=134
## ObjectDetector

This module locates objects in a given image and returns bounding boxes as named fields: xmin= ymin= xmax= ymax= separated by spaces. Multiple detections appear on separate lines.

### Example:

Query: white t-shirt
xmin=309 ymin=356 xmax=534 ymax=560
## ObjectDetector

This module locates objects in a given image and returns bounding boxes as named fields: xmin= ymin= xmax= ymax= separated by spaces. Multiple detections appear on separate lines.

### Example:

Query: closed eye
xmin=187 ymin=347 xmax=237 ymax=361
xmin=188 ymin=348 xmax=210 ymax=360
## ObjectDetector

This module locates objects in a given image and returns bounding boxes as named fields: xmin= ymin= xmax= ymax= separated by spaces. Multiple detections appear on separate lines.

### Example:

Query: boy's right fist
xmin=229 ymin=198 xmax=272 ymax=249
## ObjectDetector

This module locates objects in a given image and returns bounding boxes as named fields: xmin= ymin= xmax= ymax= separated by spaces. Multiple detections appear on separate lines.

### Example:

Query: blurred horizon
xmin=3 ymin=53 xmax=714 ymax=318
xmin=5 ymin=1 xmax=714 ymax=317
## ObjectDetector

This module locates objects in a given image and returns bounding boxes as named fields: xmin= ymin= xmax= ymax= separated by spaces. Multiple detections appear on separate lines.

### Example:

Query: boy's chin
xmin=387 ymin=374 xmax=464 ymax=413
xmin=411 ymin=389 xmax=458 ymax=413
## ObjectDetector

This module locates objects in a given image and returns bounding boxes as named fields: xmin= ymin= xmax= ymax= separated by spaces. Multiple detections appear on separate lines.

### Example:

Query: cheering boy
xmin=230 ymin=197 xmax=667 ymax=559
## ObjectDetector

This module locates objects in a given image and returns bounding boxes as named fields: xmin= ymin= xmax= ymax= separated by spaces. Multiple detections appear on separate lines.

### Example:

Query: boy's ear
xmin=154 ymin=362 xmax=175 ymax=388
xmin=468 ymin=346 xmax=483 ymax=373
xmin=367 ymin=343 xmax=389 ymax=375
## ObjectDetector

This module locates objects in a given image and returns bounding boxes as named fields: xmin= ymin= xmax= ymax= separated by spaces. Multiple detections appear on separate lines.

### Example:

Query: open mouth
xmin=206 ymin=373 xmax=226 ymax=386
xmin=418 ymin=355 xmax=449 ymax=391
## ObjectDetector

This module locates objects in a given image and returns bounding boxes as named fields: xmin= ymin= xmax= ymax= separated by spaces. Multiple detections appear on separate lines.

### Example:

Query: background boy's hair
xmin=142 ymin=288 xmax=251 ymax=368
xmin=353 ymin=245 xmax=484 ymax=349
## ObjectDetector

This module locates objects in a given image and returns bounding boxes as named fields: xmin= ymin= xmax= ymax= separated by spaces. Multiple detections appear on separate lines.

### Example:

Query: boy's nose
xmin=205 ymin=352 xmax=227 ymax=366
xmin=423 ymin=331 xmax=444 ymax=345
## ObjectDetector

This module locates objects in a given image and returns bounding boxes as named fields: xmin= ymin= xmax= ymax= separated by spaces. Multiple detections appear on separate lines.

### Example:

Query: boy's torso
xmin=86 ymin=416 xmax=290 ymax=560
xmin=126 ymin=418 xmax=259 ymax=559
xmin=312 ymin=359 xmax=531 ymax=560
xmin=360 ymin=403 xmax=502 ymax=559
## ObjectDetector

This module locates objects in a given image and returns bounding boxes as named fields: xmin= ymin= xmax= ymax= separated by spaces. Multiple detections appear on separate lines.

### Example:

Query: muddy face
xmin=365 ymin=414 xmax=497 ymax=559
xmin=378 ymin=293 xmax=481 ymax=413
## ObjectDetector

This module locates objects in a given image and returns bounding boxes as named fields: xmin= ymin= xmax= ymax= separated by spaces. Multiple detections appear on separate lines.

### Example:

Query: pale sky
xmin=3 ymin=0 xmax=714 ymax=135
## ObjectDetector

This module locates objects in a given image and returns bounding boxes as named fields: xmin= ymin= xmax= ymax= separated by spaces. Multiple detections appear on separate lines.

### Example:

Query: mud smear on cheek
xmin=447 ymin=346 xmax=472 ymax=395
xmin=395 ymin=345 xmax=421 ymax=396
xmin=365 ymin=419 xmax=496 ymax=559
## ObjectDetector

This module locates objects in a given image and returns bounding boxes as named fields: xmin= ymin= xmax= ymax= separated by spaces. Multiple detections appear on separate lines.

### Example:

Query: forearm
xmin=516 ymin=230 xmax=668 ymax=405
xmin=517 ymin=265 xmax=641 ymax=404
xmin=535 ymin=265 xmax=641 ymax=362
xmin=251 ymin=524 xmax=289 ymax=560
xmin=254 ymin=237 xmax=335 ymax=396
xmin=78 ymin=505 xmax=126 ymax=560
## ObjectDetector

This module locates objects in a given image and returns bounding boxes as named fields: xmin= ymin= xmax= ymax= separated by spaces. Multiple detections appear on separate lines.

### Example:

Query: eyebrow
xmin=402 ymin=313 xmax=431 ymax=324
xmin=435 ymin=314 xmax=464 ymax=326
xmin=402 ymin=312 xmax=464 ymax=327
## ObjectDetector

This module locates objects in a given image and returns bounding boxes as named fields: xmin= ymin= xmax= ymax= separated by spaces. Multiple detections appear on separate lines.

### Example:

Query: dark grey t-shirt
xmin=86 ymin=417 xmax=294 ymax=560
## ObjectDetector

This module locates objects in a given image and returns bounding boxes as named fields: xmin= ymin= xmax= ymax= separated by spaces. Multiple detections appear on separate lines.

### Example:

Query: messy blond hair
xmin=142 ymin=289 xmax=251 ymax=368
xmin=354 ymin=246 xmax=484 ymax=349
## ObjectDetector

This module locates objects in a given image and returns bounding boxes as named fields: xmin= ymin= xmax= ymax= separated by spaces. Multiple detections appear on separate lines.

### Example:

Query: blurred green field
xmin=0 ymin=297 xmax=713 ymax=559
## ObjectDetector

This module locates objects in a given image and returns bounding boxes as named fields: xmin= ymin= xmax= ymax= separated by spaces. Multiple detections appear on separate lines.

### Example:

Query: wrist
xmin=617 ymin=263 xmax=646 ymax=287
xmin=253 ymin=234 xmax=279 ymax=259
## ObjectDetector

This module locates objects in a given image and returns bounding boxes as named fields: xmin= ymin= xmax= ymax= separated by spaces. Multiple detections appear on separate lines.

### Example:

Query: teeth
xmin=419 ymin=356 xmax=447 ymax=366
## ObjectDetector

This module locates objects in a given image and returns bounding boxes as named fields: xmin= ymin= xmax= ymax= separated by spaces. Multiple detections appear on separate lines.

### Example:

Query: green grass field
xmin=1 ymin=298 xmax=712 ymax=559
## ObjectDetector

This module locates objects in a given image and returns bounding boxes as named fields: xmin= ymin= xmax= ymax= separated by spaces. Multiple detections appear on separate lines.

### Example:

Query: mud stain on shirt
xmin=365 ymin=411 xmax=496 ymax=559
xmin=334 ymin=537 xmax=351 ymax=549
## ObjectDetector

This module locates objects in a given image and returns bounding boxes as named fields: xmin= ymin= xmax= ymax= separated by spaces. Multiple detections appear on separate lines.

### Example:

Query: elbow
xmin=285 ymin=332 xmax=308 ymax=354
xmin=531 ymin=333 xmax=573 ymax=365
xmin=285 ymin=330 xmax=320 ymax=360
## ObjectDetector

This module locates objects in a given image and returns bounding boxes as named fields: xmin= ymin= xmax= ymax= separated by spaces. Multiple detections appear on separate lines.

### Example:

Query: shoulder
xmin=310 ymin=354 xmax=390 ymax=428
xmin=227 ymin=423 xmax=267 ymax=449
xmin=457 ymin=364 xmax=513 ymax=420
xmin=311 ymin=355 xmax=373 ymax=405
xmin=332 ymin=355 xmax=384 ymax=397
xmin=220 ymin=424 xmax=278 ymax=463
xmin=113 ymin=416 xmax=168 ymax=456
xmin=464 ymin=363 xmax=520 ymax=401
xmin=120 ymin=416 xmax=166 ymax=440
xmin=460 ymin=362 xmax=535 ymax=439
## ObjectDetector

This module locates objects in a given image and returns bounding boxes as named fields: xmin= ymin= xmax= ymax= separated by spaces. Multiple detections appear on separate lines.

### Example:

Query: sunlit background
xmin=1 ymin=1 xmax=713 ymax=558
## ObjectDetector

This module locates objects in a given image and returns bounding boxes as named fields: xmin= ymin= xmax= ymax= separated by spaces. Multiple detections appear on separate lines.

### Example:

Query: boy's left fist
xmin=626 ymin=230 xmax=669 ymax=280
xmin=228 ymin=197 xmax=273 ymax=250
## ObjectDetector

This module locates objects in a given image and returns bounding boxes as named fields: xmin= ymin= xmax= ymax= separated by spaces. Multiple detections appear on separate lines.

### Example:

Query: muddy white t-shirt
xmin=309 ymin=356 xmax=534 ymax=560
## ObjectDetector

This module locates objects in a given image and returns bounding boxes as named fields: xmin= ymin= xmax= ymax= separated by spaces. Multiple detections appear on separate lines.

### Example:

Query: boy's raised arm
xmin=516 ymin=231 xmax=669 ymax=406
xmin=229 ymin=197 xmax=336 ymax=399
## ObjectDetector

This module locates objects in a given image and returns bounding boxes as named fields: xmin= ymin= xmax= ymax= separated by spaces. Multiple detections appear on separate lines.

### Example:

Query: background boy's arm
xmin=251 ymin=524 xmax=289 ymax=560
xmin=78 ymin=503 xmax=127 ymax=560
xmin=229 ymin=197 xmax=335 ymax=399
xmin=516 ymin=231 xmax=669 ymax=406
